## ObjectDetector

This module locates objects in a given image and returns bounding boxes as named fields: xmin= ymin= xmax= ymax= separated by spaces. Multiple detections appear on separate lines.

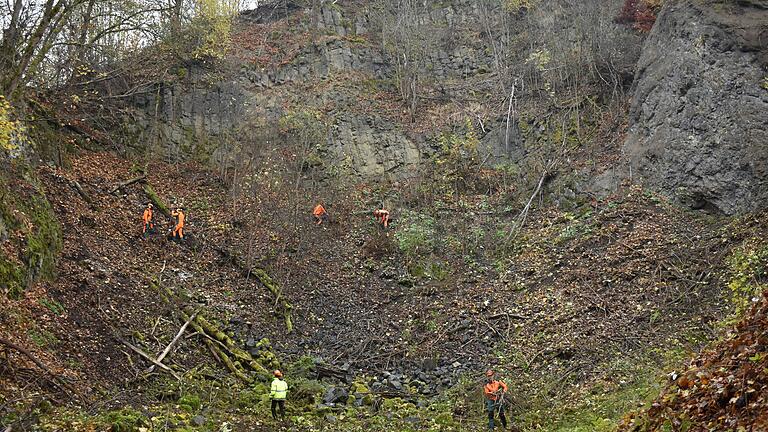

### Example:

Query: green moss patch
xmin=0 ymin=169 xmax=62 ymax=298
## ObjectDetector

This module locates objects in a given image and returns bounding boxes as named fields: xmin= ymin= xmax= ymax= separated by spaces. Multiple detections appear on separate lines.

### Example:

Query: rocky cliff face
xmin=624 ymin=0 xmax=768 ymax=214
xmin=128 ymin=1 xmax=505 ymax=179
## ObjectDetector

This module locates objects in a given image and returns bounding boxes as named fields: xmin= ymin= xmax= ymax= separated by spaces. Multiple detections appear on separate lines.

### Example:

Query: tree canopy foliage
xmin=0 ymin=0 xmax=242 ymax=99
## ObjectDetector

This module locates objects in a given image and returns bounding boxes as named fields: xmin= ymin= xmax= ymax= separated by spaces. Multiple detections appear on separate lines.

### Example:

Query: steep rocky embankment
xmin=124 ymin=1 xmax=504 ymax=178
xmin=624 ymin=0 xmax=768 ymax=214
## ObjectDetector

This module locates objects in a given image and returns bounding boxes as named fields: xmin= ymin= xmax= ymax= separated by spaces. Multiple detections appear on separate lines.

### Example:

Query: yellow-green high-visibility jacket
xmin=270 ymin=378 xmax=288 ymax=400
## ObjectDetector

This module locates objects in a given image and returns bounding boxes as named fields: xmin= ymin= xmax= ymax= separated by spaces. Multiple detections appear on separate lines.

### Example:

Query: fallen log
xmin=0 ymin=337 xmax=78 ymax=397
xmin=202 ymin=338 xmax=249 ymax=382
xmin=118 ymin=337 xmax=181 ymax=380
xmin=488 ymin=312 xmax=529 ymax=320
xmin=143 ymin=183 xmax=171 ymax=217
xmin=146 ymin=312 xmax=197 ymax=374
xmin=109 ymin=174 xmax=146 ymax=195
xmin=213 ymin=248 xmax=293 ymax=334
xmin=251 ymin=268 xmax=293 ymax=333
xmin=69 ymin=179 xmax=93 ymax=204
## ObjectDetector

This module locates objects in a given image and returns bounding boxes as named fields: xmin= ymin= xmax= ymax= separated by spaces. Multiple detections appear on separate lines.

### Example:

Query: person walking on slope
xmin=171 ymin=207 xmax=185 ymax=241
xmin=270 ymin=369 xmax=288 ymax=421
xmin=313 ymin=203 xmax=328 ymax=225
xmin=373 ymin=208 xmax=390 ymax=229
xmin=484 ymin=369 xmax=509 ymax=431
xmin=142 ymin=203 xmax=154 ymax=238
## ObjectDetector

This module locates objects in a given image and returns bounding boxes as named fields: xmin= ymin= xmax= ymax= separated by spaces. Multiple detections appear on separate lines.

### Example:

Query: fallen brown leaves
xmin=619 ymin=290 xmax=768 ymax=431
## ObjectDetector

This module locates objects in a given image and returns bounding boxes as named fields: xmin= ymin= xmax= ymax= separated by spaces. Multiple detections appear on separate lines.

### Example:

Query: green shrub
xmin=395 ymin=211 xmax=436 ymax=259
xmin=237 ymin=384 xmax=268 ymax=410
xmin=189 ymin=0 xmax=239 ymax=60
xmin=289 ymin=377 xmax=325 ymax=407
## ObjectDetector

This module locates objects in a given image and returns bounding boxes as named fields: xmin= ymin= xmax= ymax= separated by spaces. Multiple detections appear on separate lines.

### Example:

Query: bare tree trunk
xmin=504 ymin=81 xmax=517 ymax=156
xmin=171 ymin=0 xmax=184 ymax=36
xmin=0 ymin=0 xmax=24 ymax=74
xmin=75 ymin=0 xmax=97 ymax=68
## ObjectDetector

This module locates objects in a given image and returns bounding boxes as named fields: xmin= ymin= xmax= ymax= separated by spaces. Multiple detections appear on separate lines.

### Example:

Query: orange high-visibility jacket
xmin=143 ymin=208 xmax=153 ymax=224
xmin=172 ymin=210 xmax=185 ymax=227
xmin=483 ymin=380 xmax=508 ymax=401
xmin=313 ymin=204 xmax=326 ymax=216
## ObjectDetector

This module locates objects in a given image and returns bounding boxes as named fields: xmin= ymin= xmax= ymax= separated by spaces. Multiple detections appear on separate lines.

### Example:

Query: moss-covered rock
xmin=0 ymin=167 xmax=62 ymax=298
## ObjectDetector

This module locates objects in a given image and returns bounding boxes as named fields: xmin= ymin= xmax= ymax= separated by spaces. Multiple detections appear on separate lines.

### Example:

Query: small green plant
xmin=28 ymin=329 xmax=59 ymax=348
xmin=426 ymin=319 xmax=438 ymax=332
xmin=526 ymin=48 xmax=551 ymax=72
xmin=39 ymin=297 xmax=65 ymax=315
xmin=761 ymin=76 xmax=768 ymax=91
xmin=178 ymin=393 xmax=202 ymax=413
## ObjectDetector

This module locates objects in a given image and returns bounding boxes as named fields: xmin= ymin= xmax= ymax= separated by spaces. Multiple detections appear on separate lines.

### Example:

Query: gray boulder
xmin=323 ymin=386 xmax=349 ymax=404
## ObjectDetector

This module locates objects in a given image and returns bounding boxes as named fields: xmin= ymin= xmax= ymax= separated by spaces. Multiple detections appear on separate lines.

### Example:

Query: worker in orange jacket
xmin=171 ymin=208 xmax=185 ymax=241
xmin=313 ymin=203 xmax=328 ymax=225
xmin=483 ymin=369 xmax=509 ymax=431
xmin=142 ymin=203 xmax=154 ymax=238
xmin=373 ymin=208 xmax=390 ymax=229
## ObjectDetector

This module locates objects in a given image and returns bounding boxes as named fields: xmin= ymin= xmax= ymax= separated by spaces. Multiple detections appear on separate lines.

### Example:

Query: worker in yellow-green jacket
xmin=270 ymin=369 xmax=288 ymax=420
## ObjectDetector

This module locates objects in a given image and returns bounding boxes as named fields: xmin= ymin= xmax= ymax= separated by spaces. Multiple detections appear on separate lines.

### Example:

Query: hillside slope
xmin=1 ymin=145 xmax=740 ymax=431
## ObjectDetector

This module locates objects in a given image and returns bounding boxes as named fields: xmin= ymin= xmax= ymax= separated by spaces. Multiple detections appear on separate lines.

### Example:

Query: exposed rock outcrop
xmin=624 ymin=0 xmax=768 ymax=214
xmin=126 ymin=1 xmax=509 ymax=179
